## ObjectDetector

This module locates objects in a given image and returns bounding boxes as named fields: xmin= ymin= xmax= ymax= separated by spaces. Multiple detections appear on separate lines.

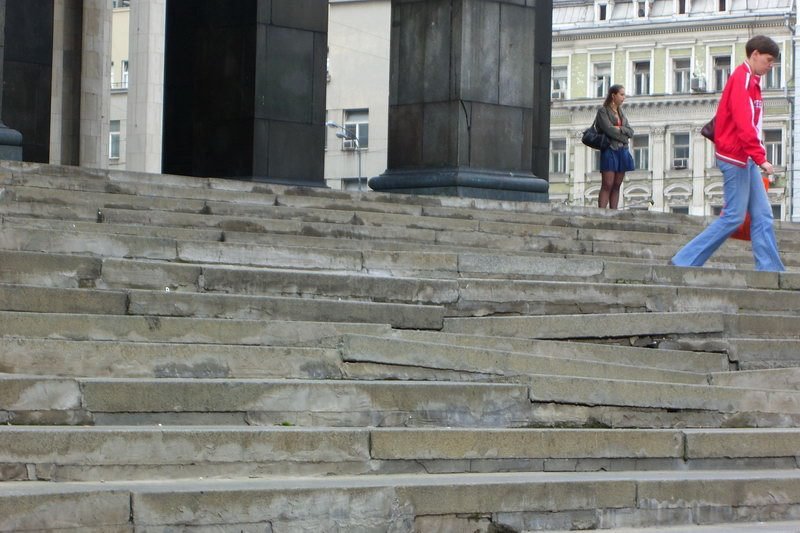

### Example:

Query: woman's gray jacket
xmin=595 ymin=105 xmax=634 ymax=150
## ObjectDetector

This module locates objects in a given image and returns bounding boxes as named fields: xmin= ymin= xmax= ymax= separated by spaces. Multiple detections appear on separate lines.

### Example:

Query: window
xmin=713 ymin=56 xmax=731 ymax=91
xmin=109 ymin=120 xmax=120 ymax=159
xmin=765 ymin=63 xmax=781 ymax=89
xmin=550 ymin=139 xmax=567 ymax=174
xmin=673 ymin=58 xmax=691 ymax=93
xmin=633 ymin=61 xmax=650 ymax=95
xmin=551 ymin=66 xmax=568 ymax=99
xmin=672 ymin=133 xmax=690 ymax=169
xmin=593 ymin=63 xmax=611 ymax=98
xmin=634 ymin=1 xmax=647 ymax=17
xmin=121 ymin=60 xmax=129 ymax=89
xmin=772 ymin=205 xmax=782 ymax=219
xmin=676 ymin=0 xmax=688 ymax=14
xmin=632 ymin=134 xmax=649 ymax=170
xmin=593 ymin=151 xmax=602 ymax=172
xmin=112 ymin=0 xmax=129 ymax=7
xmin=597 ymin=3 xmax=608 ymax=20
xmin=672 ymin=206 xmax=689 ymax=214
xmin=718 ymin=0 xmax=727 ymax=10
xmin=344 ymin=109 xmax=369 ymax=150
xmin=764 ymin=130 xmax=782 ymax=166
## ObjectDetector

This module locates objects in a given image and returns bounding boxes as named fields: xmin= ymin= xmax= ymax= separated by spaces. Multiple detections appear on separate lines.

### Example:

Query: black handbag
xmin=581 ymin=121 xmax=610 ymax=150
xmin=700 ymin=117 xmax=715 ymax=142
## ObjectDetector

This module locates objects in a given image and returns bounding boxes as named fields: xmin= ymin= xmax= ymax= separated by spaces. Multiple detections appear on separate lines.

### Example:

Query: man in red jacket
xmin=671 ymin=35 xmax=784 ymax=272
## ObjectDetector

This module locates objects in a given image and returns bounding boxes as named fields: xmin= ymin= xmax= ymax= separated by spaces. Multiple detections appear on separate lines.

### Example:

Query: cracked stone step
xmin=3 ymin=470 xmax=800 ymax=531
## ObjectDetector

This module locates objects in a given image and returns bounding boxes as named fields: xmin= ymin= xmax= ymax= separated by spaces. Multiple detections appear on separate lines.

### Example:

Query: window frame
xmin=343 ymin=109 xmax=369 ymax=150
xmin=671 ymin=132 xmax=690 ymax=170
xmin=109 ymin=120 xmax=121 ymax=160
xmin=673 ymin=58 xmax=691 ymax=94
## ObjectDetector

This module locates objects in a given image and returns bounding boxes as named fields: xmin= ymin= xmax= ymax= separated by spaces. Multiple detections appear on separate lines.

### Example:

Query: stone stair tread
xmin=0 ymin=310 xmax=391 ymax=346
xmin=3 ymin=469 xmax=800 ymax=531
xmin=0 ymin=283 xmax=444 ymax=328
xmin=443 ymin=311 xmax=727 ymax=338
xmin=340 ymin=334 xmax=709 ymax=384
xmin=385 ymin=329 xmax=729 ymax=372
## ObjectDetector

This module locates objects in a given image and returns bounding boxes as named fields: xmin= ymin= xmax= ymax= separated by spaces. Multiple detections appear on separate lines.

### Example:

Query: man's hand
xmin=760 ymin=161 xmax=774 ymax=175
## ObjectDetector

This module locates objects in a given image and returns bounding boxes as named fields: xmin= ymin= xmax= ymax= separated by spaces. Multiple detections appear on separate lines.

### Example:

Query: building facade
xmin=550 ymin=0 xmax=796 ymax=219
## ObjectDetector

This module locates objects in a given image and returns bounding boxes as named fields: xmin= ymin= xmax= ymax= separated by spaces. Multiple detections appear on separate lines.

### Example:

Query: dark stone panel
xmin=468 ymin=102 xmax=525 ymax=171
xmin=267 ymin=121 xmax=324 ymax=183
xmin=311 ymin=31 xmax=327 ymax=124
xmin=271 ymin=0 xmax=327 ymax=32
xmin=459 ymin=0 xmax=499 ymax=104
xmin=2 ymin=0 xmax=53 ymax=163
xmin=252 ymin=118 xmax=269 ymax=177
xmin=499 ymin=2 xmax=535 ymax=108
xmin=390 ymin=0 xmax=450 ymax=106
xmin=420 ymin=101 xmax=457 ymax=167
xmin=530 ymin=0 xmax=552 ymax=182
xmin=387 ymin=104 xmax=424 ymax=169
xmin=259 ymin=25 xmax=314 ymax=123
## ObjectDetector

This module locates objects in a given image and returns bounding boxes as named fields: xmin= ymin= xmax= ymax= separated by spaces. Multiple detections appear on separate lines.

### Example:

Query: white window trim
xmin=674 ymin=0 xmax=691 ymax=15
xmin=666 ymin=48 xmax=694 ymax=95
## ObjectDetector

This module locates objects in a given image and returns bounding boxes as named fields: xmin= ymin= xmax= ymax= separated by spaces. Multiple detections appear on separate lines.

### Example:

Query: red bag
xmin=726 ymin=176 xmax=770 ymax=241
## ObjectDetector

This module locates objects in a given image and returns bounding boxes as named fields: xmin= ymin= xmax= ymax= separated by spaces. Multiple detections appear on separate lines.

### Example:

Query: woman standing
xmin=595 ymin=84 xmax=635 ymax=209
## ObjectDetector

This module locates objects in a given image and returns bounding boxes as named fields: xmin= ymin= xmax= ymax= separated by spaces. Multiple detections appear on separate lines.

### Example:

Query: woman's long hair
xmin=603 ymin=84 xmax=625 ymax=107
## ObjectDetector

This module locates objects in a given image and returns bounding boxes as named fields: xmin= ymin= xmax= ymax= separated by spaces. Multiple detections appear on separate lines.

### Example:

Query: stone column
xmin=0 ymin=0 xmax=22 ymax=160
xmin=162 ymin=0 xmax=327 ymax=184
xmin=572 ymin=130 xmax=587 ymax=206
xmin=50 ymin=0 xmax=82 ymax=165
xmin=370 ymin=0 xmax=550 ymax=201
xmin=79 ymin=0 xmax=112 ymax=169
xmin=651 ymin=127 xmax=666 ymax=210
xmin=126 ymin=0 xmax=165 ymax=173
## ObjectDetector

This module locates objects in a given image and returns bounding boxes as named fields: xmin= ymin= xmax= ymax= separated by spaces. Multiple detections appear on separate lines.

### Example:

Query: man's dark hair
xmin=746 ymin=35 xmax=780 ymax=58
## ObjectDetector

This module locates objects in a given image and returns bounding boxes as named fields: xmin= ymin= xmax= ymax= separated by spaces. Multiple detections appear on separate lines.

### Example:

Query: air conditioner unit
xmin=673 ymin=158 xmax=688 ymax=169
xmin=690 ymin=77 xmax=706 ymax=92
xmin=342 ymin=139 xmax=357 ymax=151
xmin=551 ymin=90 xmax=564 ymax=100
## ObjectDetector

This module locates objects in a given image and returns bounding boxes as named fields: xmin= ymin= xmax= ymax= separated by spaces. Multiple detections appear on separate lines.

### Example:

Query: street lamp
xmin=326 ymin=120 xmax=363 ymax=191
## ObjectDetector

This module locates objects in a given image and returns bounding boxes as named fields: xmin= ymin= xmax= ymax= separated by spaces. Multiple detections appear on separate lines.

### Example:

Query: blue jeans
xmin=671 ymin=159 xmax=784 ymax=272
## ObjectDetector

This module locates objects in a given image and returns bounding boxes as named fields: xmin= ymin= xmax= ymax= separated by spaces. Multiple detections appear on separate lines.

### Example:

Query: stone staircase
xmin=2 ymin=161 xmax=800 ymax=531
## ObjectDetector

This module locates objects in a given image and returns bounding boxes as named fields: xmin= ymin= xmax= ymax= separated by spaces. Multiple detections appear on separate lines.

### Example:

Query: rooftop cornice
xmin=552 ymin=92 xmax=789 ymax=111
xmin=553 ymin=16 xmax=792 ymax=41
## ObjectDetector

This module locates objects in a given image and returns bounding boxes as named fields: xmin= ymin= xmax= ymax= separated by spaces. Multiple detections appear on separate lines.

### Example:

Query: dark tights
xmin=599 ymin=171 xmax=625 ymax=209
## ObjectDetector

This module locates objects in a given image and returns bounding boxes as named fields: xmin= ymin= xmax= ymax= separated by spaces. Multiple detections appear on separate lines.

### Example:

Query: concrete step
xmin=0 ymin=283 xmax=444 ymax=328
xmin=442 ymin=311 xmax=727 ymax=339
xmin=4 ymin=373 xmax=800 ymax=428
xmin=385 ymin=329 xmax=729 ymax=373
xmin=2 ymin=427 xmax=799 ymax=482
xmin=0 ymin=311 xmax=389 ymax=347
xmin=3 ymin=470 xmax=800 ymax=531
xmin=710 ymin=367 xmax=800 ymax=390
xmin=0 ymin=338 xmax=344 ymax=379
xmin=340 ymin=334 xmax=708 ymax=385
xmin=726 ymin=340 xmax=800 ymax=370
xmin=0 ymin=376 xmax=533 ymax=427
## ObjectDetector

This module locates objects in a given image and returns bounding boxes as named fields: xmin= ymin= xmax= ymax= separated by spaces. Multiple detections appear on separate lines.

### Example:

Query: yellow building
xmin=551 ymin=0 xmax=795 ymax=218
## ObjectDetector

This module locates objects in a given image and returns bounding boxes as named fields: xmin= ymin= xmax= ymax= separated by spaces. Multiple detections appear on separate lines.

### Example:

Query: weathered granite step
xmin=727 ymin=339 xmax=800 ymax=370
xmin=340 ymin=334 xmax=708 ymax=385
xmin=0 ymin=311 xmax=390 ymax=347
xmin=528 ymin=374 xmax=800 ymax=417
xmin=710 ymin=367 xmax=800 ymax=390
xmin=4 ymin=373 xmax=800 ymax=428
xmin=3 ymin=470 xmax=800 ymax=531
xmin=385 ymin=329 xmax=729 ymax=373
xmin=442 ymin=311 xmax=726 ymax=339
xmin=2 ymin=427 xmax=798 ymax=482
xmin=0 ymin=338 xmax=344 ymax=379
xmin=0 ymin=283 xmax=443 ymax=328
xmin=0 ymin=376 xmax=532 ymax=427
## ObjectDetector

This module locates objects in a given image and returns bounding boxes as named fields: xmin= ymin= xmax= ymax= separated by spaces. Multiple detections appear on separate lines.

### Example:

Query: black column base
xmin=0 ymin=123 xmax=23 ymax=161
xmin=369 ymin=167 xmax=549 ymax=202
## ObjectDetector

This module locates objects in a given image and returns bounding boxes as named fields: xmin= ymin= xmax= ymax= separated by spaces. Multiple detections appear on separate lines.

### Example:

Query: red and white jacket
xmin=714 ymin=61 xmax=767 ymax=168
